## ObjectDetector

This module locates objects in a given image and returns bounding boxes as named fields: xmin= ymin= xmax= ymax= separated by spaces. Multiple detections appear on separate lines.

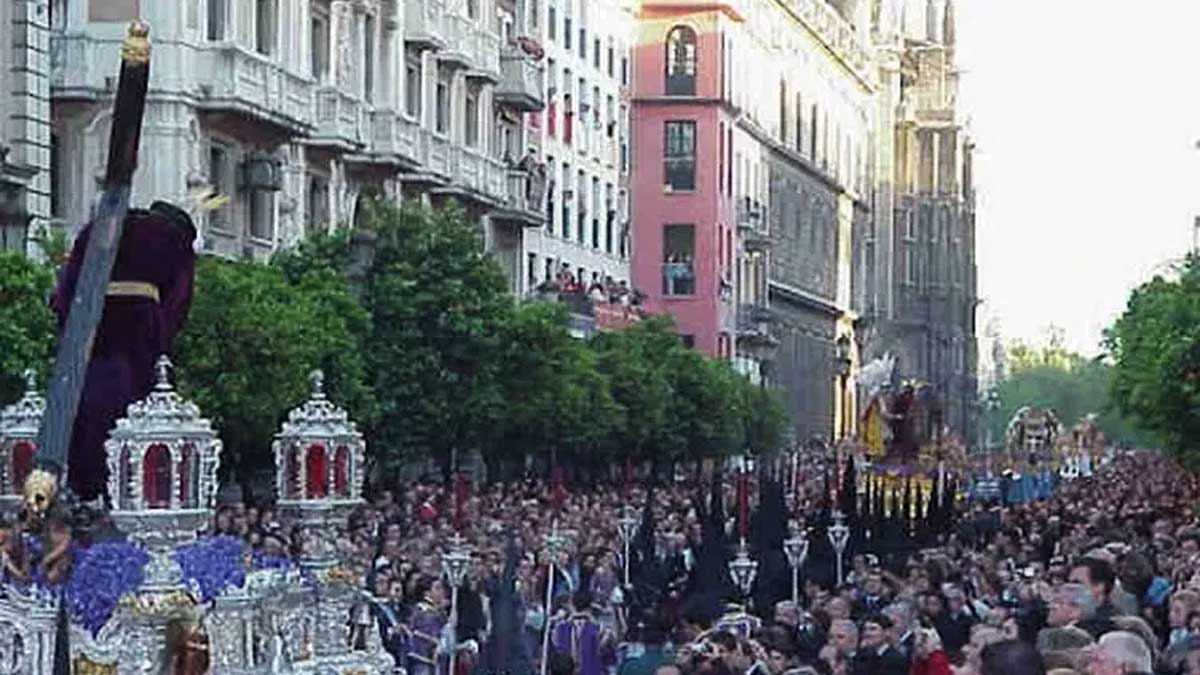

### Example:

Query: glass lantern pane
xmin=11 ymin=441 xmax=34 ymax=491
xmin=143 ymin=444 xmax=171 ymax=509
xmin=306 ymin=444 xmax=328 ymax=498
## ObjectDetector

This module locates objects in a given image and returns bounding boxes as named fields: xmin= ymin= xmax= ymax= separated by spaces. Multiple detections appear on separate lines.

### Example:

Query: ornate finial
xmin=309 ymin=370 xmax=326 ymax=399
xmin=155 ymin=356 xmax=173 ymax=391
xmin=22 ymin=369 xmax=37 ymax=394
xmin=121 ymin=20 xmax=151 ymax=65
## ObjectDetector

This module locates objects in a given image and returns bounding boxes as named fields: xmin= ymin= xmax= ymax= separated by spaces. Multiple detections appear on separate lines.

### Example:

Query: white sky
xmin=955 ymin=1 xmax=1200 ymax=355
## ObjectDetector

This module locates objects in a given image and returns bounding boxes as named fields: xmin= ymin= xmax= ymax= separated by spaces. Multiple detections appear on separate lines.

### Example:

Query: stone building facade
xmin=856 ymin=0 xmax=979 ymax=444
xmin=35 ymin=0 xmax=631 ymax=295
xmin=0 ymin=0 xmax=51 ymax=255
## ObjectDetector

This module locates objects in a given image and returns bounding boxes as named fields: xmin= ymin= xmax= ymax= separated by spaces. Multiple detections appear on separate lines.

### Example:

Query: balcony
xmin=438 ymin=15 xmax=472 ymax=70
xmin=193 ymin=44 xmax=315 ymax=137
xmin=466 ymin=30 xmax=502 ymax=83
xmin=493 ymin=168 xmax=546 ymax=227
xmin=496 ymin=47 xmax=545 ymax=112
xmin=311 ymin=86 xmax=364 ymax=150
xmin=367 ymin=110 xmax=421 ymax=168
xmin=737 ymin=197 xmax=771 ymax=252
xmin=405 ymin=0 xmax=447 ymax=51
xmin=529 ymin=283 xmax=644 ymax=338
xmin=433 ymin=148 xmax=506 ymax=206
xmin=736 ymin=302 xmax=780 ymax=353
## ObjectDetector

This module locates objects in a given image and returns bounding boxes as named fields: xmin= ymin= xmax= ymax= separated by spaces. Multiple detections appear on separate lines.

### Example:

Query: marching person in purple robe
xmin=405 ymin=577 xmax=449 ymax=675
xmin=51 ymin=201 xmax=196 ymax=501
xmin=551 ymin=591 xmax=615 ymax=675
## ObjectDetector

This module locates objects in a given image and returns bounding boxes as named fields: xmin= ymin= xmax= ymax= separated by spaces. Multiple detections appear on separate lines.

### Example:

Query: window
xmin=663 ymin=121 xmax=696 ymax=191
xmin=810 ymin=104 xmax=818 ymax=159
xmin=465 ymin=87 xmax=480 ymax=146
xmin=680 ymin=335 xmax=696 ymax=349
xmin=607 ymin=45 xmax=614 ymax=76
xmin=255 ymin=0 xmax=275 ymax=56
xmin=530 ymin=0 xmax=539 ymax=29
xmin=435 ymin=70 xmax=450 ymax=134
xmin=564 ymin=15 xmax=572 ymax=50
xmin=207 ymin=144 xmax=230 ymax=230
xmin=527 ymin=253 xmax=538 ymax=288
xmin=363 ymin=14 xmax=375 ymax=101
xmin=620 ymin=56 xmax=628 ymax=86
xmin=467 ymin=0 xmax=477 ymax=19
xmin=665 ymin=26 xmax=697 ymax=95
xmin=795 ymin=93 xmax=803 ymax=152
xmin=718 ymin=123 xmax=725 ymax=194
xmin=249 ymin=190 xmax=274 ymax=241
xmin=903 ymin=244 xmax=915 ymax=285
xmin=579 ymin=28 xmax=586 ymax=58
xmin=779 ymin=80 xmax=787 ymax=144
xmin=548 ymin=4 xmax=556 ymax=40
xmin=311 ymin=9 xmax=330 ymax=81
xmin=308 ymin=176 xmax=330 ymax=229
xmin=405 ymin=54 xmax=422 ymax=117
xmin=662 ymin=224 xmax=696 ymax=296
xmin=50 ymin=134 xmax=63 ymax=218
xmin=207 ymin=0 xmax=226 ymax=40
xmin=593 ymin=38 xmax=601 ymax=68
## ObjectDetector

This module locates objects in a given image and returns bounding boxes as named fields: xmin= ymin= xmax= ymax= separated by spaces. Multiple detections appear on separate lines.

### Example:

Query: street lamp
xmin=835 ymin=335 xmax=852 ymax=441
xmin=616 ymin=505 xmax=640 ymax=586
xmin=441 ymin=534 xmax=474 ymax=675
xmin=827 ymin=510 xmax=850 ymax=587
xmin=728 ymin=539 xmax=758 ymax=598
xmin=540 ymin=523 xmax=570 ymax=675
xmin=783 ymin=521 xmax=810 ymax=605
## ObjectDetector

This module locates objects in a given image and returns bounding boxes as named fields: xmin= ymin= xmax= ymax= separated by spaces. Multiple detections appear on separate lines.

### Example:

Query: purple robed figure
xmin=552 ymin=611 xmax=613 ymax=675
xmin=406 ymin=601 xmax=446 ymax=675
xmin=51 ymin=202 xmax=196 ymax=501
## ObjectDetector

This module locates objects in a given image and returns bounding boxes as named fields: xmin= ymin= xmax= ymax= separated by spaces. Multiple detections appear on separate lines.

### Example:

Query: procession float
xmin=1005 ymin=406 xmax=1061 ymax=467
xmin=0 ymin=21 xmax=394 ymax=674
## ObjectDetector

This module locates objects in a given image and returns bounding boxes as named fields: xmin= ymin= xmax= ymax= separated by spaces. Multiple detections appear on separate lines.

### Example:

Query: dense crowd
xmin=210 ymin=450 xmax=1200 ymax=675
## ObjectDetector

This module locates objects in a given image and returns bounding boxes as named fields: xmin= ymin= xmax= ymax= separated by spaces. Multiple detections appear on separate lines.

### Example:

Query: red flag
xmin=551 ymin=464 xmax=566 ymax=512
xmin=454 ymin=472 xmax=470 ymax=532
xmin=736 ymin=472 xmax=749 ymax=539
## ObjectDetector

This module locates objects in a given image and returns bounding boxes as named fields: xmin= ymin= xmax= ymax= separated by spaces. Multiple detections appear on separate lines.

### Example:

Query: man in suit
xmin=851 ymin=615 xmax=908 ymax=675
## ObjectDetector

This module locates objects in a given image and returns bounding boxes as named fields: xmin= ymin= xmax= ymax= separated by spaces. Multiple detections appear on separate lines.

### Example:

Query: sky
xmin=954 ymin=1 xmax=1200 ymax=356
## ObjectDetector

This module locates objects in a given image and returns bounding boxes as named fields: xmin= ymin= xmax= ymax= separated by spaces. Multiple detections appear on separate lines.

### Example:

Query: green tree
xmin=1104 ymin=255 xmax=1200 ymax=463
xmin=492 ymin=302 xmax=619 ymax=477
xmin=360 ymin=201 xmax=514 ymax=480
xmin=175 ymin=256 xmax=375 ymax=491
xmin=742 ymin=382 xmax=789 ymax=455
xmin=992 ymin=339 xmax=1150 ymax=450
xmin=0 ymin=252 xmax=55 ymax=405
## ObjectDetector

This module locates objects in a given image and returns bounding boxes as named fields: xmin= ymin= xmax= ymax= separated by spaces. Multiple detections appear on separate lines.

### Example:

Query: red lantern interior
xmin=334 ymin=446 xmax=349 ymax=496
xmin=11 ymin=441 xmax=34 ymax=492
xmin=306 ymin=444 xmax=328 ymax=498
xmin=143 ymin=444 xmax=171 ymax=509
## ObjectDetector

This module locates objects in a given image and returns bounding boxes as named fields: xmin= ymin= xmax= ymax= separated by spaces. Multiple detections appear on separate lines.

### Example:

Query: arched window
xmin=306 ymin=444 xmax=328 ymax=499
xmin=334 ymin=445 xmax=350 ymax=496
xmin=665 ymin=26 xmax=697 ymax=95
xmin=11 ymin=442 xmax=33 ymax=493
xmin=143 ymin=444 xmax=172 ymax=509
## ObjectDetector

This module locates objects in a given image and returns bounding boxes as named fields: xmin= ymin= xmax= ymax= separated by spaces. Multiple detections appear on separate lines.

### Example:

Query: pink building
xmin=629 ymin=5 xmax=747 ymax=359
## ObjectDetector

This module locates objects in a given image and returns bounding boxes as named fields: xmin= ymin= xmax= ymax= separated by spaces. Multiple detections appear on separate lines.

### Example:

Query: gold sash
xmin=106 ymin=281 xmax=160 ymax=303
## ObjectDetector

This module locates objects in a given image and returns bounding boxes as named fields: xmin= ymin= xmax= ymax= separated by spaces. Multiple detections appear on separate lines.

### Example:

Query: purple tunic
xmin=552 ymin=613 xmax=607 ymax=675
xmin=52 ymin=208 xmax=196 ymax=500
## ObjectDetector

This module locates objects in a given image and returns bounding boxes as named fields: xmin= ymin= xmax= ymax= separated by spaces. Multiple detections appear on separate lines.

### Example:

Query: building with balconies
xmin=0 ymin=0 xmax=51 ymax=256
xmin=857 ymin=0 xmax=979 ymax=446
xmin=629 ymin=0 xmax=874 ymax=445
xmin=40 ymin=0 xmax=559 ymax=295
xmin=526 ymin=0 xmax=635 ymax=301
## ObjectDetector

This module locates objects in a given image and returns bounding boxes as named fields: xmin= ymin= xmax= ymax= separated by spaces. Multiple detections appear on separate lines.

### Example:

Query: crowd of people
xmin=209 ymin=450 xmax=1200 ymax=675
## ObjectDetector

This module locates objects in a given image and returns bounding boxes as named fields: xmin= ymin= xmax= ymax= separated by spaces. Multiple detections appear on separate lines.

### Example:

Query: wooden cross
xmin=32 ymin=22 xmax=152 ymax=498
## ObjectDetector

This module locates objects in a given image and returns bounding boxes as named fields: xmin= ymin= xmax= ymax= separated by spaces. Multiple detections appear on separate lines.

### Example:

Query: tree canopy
xmin=1104 ymin=255 xmax=1200 ymax=463
xmin=0 ymin=251 xmax=55 ymax=405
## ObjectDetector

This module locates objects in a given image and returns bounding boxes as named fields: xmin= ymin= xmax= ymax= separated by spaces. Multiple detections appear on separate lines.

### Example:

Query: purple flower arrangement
xmin=64 ymin=541 xmax=149 ymax=635
xmin=173 ymin=535 xmax=247 ymax=602
xmin=250 ymin=550 xmax=294 ymax=571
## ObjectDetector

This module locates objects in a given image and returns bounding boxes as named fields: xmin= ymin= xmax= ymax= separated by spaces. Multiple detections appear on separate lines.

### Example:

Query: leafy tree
xmin=0 ymin=252 xmax=55 ymax=405
xmin=989 ymin=338 xmax=1149 ymax=450
xmin=742 ymin=383 xmax=789 ymax=456
xmin=492 ymin=302 xmax=619 ymax=478
xmin=360 ymin=201 xmax=514 ymax=480
xmin=1104 ymin=256 xmax=1200 ymax=463
xmin=175 ymin=256 xmax=375 ymax=493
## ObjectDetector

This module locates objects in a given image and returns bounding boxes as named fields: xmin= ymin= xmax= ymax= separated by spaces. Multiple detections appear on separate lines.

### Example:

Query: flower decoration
xmin=174 ymin=536 xmax=247 ymax=603
xmin=250 ymin=550 xmax=293 ymax=571
xmin=64 ymin=541 xmax=149 ymax=635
